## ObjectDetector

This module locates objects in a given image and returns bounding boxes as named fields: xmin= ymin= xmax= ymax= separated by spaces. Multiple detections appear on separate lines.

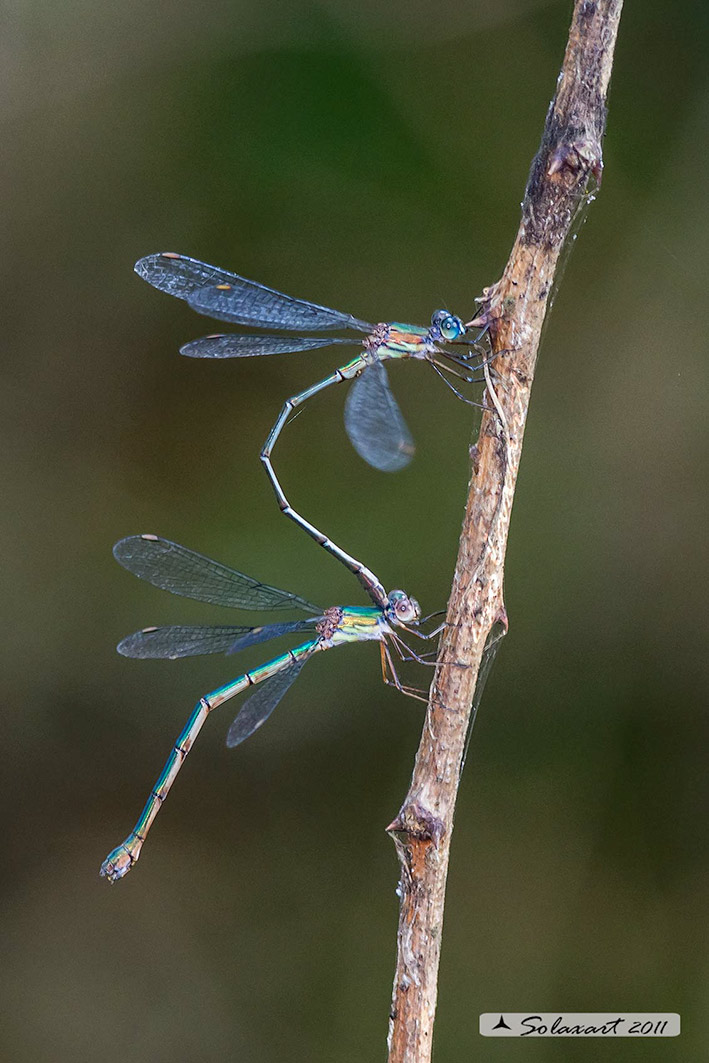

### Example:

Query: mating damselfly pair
xmin=101 ymin=254 xmax=490 ymax=882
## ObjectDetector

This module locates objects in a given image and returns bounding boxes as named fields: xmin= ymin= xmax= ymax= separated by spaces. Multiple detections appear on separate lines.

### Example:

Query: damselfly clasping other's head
xmin=134 ymin=251 xmax=487 ymax=475
xmin=133 ymin=253 xmax=489 ymax=606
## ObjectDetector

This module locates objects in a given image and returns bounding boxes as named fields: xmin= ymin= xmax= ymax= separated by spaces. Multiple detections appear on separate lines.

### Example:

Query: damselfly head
xmin=387 ymin=589 xmax=421 ymax=625
xmin=430 ymin=309 xmax=466 ymax=343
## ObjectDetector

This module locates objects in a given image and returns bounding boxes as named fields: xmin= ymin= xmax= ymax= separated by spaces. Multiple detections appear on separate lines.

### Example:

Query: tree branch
xmin=385 ymin=2 xmax=624 ymax=1059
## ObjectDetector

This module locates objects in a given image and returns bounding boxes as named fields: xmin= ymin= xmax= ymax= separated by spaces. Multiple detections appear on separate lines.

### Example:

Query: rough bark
xmin=386 ymin=3 xmax=624 ymax=1060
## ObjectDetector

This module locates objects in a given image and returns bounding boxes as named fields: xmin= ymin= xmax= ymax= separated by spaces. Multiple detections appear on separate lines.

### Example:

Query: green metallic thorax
xmin=387 ymin=323 xmax=431 ymax=346
xmin=376 ymin=323 xmax=433 ymax=361
xmin=336 ymin=324 xmax=434 ymax=382
xmin=334 ymin=606 xmax=391 ymax=643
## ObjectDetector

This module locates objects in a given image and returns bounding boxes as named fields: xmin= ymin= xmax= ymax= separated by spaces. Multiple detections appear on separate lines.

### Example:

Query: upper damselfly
xmin=134 ymin=253 xmax=486 ymax=605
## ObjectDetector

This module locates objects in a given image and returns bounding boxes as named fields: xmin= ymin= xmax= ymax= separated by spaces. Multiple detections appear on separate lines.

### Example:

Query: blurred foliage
xmin=2 ymin=0 xmax=707 ymax=1060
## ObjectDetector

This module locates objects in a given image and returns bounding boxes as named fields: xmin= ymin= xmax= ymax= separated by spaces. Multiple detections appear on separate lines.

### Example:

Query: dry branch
xmin=386 ymin=2 xmax=624 ymax=1060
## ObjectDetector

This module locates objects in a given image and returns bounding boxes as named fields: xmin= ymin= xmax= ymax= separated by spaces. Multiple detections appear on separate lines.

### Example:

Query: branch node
xmin=386 ymin=802 xmax=446 ymax=846
xmin=547 ymin=138 xmax=603 ymax=185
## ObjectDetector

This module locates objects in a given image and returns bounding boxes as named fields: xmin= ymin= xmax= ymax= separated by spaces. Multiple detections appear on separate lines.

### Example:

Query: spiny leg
xmin=388 ymin=630 xmax=435 ymax=665
xmin=379 ymin=640 xmax=390 ymax=686
xmin=399 ymin=619 xmax=446 ymax=641
xmin=439 ymin=340 xmax=512 ymax=379
xmin=393 ymin=627 xmax=471 ymax=671
xmin=434 ymin=353 xmax=487 ymax=384
xmin=260 ymin=359 xmax=387 ymax=607
xmin=381 ymin=640 xmax=428 ymax=690
xmin=389 ymin=632 xmax=406 ymax=661
xmin=389 ymin=630 xmax=441 ymax=667
xmin=381 ymin=640 xmax=429 ymax=702
xmin=429 ymin=359 xmax=487 ymax=408
xmin=390 ymin=631 xmax=471 ymax=670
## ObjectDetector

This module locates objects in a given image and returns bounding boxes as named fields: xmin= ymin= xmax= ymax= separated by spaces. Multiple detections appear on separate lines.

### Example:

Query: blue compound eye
xmin=431 ymin=309 xmax=465 ymax=341
xmin=441 ymin=315 xmax=465 ymax=341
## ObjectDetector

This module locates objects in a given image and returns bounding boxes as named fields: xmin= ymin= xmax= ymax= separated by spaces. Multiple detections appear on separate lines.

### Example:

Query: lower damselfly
xmin=101 ymin=534 xmax=438 ymax=882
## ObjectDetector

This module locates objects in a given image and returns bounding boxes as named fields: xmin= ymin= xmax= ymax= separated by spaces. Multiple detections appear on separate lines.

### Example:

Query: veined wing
xmin=461 ymin=621 xmax=507 ymax=774
xmin=113 ymin=536 xmax=321 ymax=614
xmin=226 ymin=654 xmax=309 ymax=748
xmin=180 ymin=334 xmax=355 ymax=359
xmin=135 ymin=253 xmax=248 ymax=300
xmin=118 ymin=625 xmax=253 ymax=659
xmin=135 ymin=252 xmax=372 ymax=333
xmin=344 ymin=361 xmax=415 ymax=472
xmin=117 ymin=619 xmax=321 ymax=659
xmin=227 ymin=619 xmax=319 ymax=654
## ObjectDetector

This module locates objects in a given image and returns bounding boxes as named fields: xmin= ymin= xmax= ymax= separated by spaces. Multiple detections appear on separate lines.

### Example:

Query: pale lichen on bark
xmin=386 ymin=3 xmax=624 ymax=1060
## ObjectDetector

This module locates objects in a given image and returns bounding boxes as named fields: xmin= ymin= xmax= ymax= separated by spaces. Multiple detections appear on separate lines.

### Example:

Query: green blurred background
xmin=2 ymin=0 xmax=707 ymax=1059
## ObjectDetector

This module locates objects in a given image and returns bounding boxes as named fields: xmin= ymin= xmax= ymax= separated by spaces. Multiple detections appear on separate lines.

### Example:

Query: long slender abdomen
xmin=100 ymin=641 xmax=319 ymax=883
xmin=99 ymin=688 xmax=242 ymax=883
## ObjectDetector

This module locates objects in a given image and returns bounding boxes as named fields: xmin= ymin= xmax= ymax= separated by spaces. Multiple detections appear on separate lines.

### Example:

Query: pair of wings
xmin=135 ymin=252 xmax=416 ymax=473
xmin=114 ymin=534 xmax=323 ymax=747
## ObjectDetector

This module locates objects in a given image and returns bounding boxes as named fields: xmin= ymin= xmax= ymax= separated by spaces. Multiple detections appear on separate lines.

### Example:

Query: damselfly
xmin=101 ymin=534 xmax=437 ymax=882
xmin=135 ymin=253 xmax=485 ymax=604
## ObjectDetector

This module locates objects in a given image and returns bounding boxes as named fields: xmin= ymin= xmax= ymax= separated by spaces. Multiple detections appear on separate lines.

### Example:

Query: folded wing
xmin=226 ymin=656 xmax=308 ymax=748
xmin=344 ymin=362 xmax=415 ymax=472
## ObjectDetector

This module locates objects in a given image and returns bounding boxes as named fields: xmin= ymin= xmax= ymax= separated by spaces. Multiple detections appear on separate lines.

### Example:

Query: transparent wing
xmin=117 ymin=619 xmax=320 ymax=659
xmin=113 ymin=536 xmax=321 ymax=613
xmin=461 ymin=621 xmax=507 ymax=774
xmin=226 ymin=656 xmax=307 ymax=748
xmin=135 ymin=252 xmax=372 ymax=332
xmin=227 ymin=619 xmax=320 ymax=655
xmin=180 ymin=333 xmax=354 ymax=359
xmin=187 ymin=283 xmax=371 ymax=332
xmin=344 ymin=361 xmax=415 ymax=472
xmin=135 ymin=253 xmax=237 ymax=299
xmin=117 ymin=625 xmax=253 ymax=659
